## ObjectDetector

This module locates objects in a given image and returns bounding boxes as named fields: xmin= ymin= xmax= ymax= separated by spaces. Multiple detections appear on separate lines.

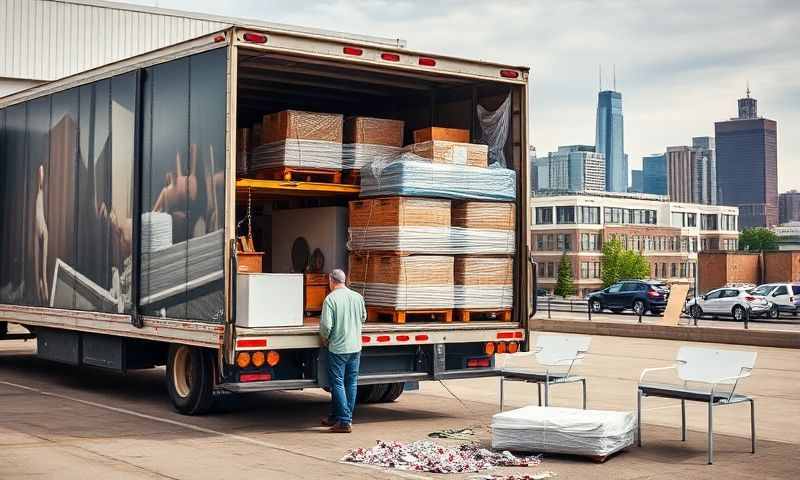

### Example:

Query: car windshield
xmin=793 ymin=286 xmax=800 ymax=295
xmin=750 ymin=285 xmax=774 ymax=296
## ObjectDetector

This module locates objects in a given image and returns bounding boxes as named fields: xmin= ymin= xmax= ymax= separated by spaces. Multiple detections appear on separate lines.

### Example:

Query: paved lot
xmin=1 ymin=331 xmax=799 ymax=479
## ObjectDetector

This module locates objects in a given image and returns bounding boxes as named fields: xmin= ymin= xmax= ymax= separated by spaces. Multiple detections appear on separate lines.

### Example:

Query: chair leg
xmin=637 ymin=388 xmax=642 ymax=447
xmin=537 ymin=383 xmax=542 ymax=406
xmin=681 ymin=399 xmax=686 ymax=441
xmin=581 ymin=378 xmax=587 ymax=409
xmin=544 ymin=380 xmax=549 ymax=407
xmin=708 ymin=399 xmax=714 ymax=465
xmin=750 ymin=399 xmax=756 ymax=454
xmin=499 ymin=377 xmax=505 ymax=412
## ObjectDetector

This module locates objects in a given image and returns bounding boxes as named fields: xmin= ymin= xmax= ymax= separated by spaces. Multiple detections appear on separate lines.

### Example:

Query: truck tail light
xmin=508 ymin=342 xmax=519 ymax=353
xmin=484 ymin=342 xmax=496 ymax=356
xmin=497 ymin=342 xmax=508 ymax=354
xmin=500 ymin=69 xmax=519 ymax=78
xmin=240 ymin=373 xmax=271 ymax=382
xmin=251 ymin=351 xmax=266 ymax=368
xmin=242 ymin=33 xmax=267 ymax=44
xmin=266 ymin=351 xmax=280 ymax=367
xmin=343 ymin=46 xmax=363 ymax=56
xmin=418 ymin=57 xmax=436 ymax=67
xmin=381 ymin=52 xmax=400 ymax=62
xmin=236 ymin=351 xmax=251 ymax=368
xmin=467 ymin=358 xmax=491 ymax=368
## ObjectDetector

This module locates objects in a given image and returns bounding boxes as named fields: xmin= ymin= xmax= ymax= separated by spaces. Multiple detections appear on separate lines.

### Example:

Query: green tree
xmin=600 ymin=237 xmax=650 ymax=288
xmin=739 ymin=227 xmax=778 ymax=251
xmin=554 ymin=253 xmax=577 ymax=298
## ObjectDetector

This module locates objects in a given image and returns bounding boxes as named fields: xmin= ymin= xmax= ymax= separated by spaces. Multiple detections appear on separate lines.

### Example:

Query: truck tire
xmin=358 ymin=384 xmax=389 ymax=404
xmin=379 ymin=383 xmax=405 ymax=403
xmin=166 ymin=344 xmax=215 ymax=415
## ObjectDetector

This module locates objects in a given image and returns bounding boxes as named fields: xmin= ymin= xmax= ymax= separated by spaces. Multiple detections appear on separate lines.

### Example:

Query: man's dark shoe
xmin=320 ymin=417 xmax=337 ymax=427
xmin=328 ymin=423 xmax=352 ymax=433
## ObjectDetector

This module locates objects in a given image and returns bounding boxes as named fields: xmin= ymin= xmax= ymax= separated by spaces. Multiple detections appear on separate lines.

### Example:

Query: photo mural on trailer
xmin=0 ymin=48 xmax=227 ymax=323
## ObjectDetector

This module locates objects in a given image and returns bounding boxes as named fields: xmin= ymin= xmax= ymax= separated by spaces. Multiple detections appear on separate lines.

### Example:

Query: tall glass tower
xmin=595 ymin=90 xmax=626 ymax=192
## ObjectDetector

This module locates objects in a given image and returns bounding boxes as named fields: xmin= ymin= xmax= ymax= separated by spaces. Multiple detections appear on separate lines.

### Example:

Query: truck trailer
xmin=0 ymin=24 xmax=532 ymax=414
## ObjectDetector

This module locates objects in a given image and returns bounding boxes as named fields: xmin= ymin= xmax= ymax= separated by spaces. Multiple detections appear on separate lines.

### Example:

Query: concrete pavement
xmin=1 ymin=333 xmax=799 ymax=479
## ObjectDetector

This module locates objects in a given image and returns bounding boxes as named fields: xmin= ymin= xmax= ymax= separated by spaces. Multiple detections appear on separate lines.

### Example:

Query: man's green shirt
xmin=320 ymin=287 xmax=366 ymax=354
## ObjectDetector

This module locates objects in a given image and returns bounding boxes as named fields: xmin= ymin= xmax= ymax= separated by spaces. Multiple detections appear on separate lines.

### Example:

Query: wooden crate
xmin=344 ymin=116 xmax=404 ymax=147
xmin=407 ymin=141 xmax=488 ymax=168
xmin=348 ymin=254 xmax=453 ymax=286
xmin=237 ymin=252 xmax=265 ymax=273
xmin=261 ymin=110 xmax=343 ymax=144
xmin=349 ymin=197 xmax=450 ymax=228
xmin=452 ymin=202 xmax=516 ymax=230
xmin=454 ymin=256 xmax=513 ymax=286
xmin=413 ymin=127 xmax=470 ymax=144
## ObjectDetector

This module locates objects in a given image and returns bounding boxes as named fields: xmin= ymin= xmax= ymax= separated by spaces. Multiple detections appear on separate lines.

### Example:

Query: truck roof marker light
xmin=418 ymin=57 xmax=436 ymax=67
xmin=500 ymin=69 xmax=519 ymax=79
xmin=266 ymin=351 xmax=280 ymax=367
xmin=362 ymin=336 xmax=371 ymax=343
xmin=237 ymin=339 xmax=267 ymax=348
xmin=243 ymin=33 xmax=267 ymax=44
xmin=214 ymin=35 xmax=225 ymax=43
xmin=396 ymin=335 xmax=410 ymax=342
xmin=381 ymin=52 xmax=400 ymax=62
xmin=240 ymin=373 xmax=271 ymax=382
xmin=236 ymin=351 xmax=251 ymax=368
xmin=343 ymin=46 xmax=363 ymax=56
xmin=414 ymin=334 xmax=429 ymax=341
xmin=497 ymin=332 xmax=515 ymax=339
xmin=377 ymin=335 xmax=391 ymax=343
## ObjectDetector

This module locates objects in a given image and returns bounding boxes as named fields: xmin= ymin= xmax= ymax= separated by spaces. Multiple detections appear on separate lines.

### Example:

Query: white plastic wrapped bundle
xmin=342 ymin=144 xmax=404 ymax=170
xmin=347 ymin=226 xmax=514 ymax=254
xmin=492 ymin=406 xmax=636 ymax=458
xmin=454 ymin=256 xmax=514 ymax=309
xmin=360 ymin=153 xmax=516 ymax=201
xmin=350 ymin=283 xmax=455 ymax=309
xmin=248 ymin=139 xmax=344 ymax=171
xmin=454 ymin=285 xmax=513 ymax=309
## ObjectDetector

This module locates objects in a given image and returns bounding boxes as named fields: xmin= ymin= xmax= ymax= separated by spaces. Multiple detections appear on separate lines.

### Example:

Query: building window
xmin=701 ymin=214 xmax=718 ymax=230
xmin=592 ymin=262 xmax=600 ymax=278
xmin=546 ymin=262 xmax=555 ymax=278
xmin=720 ymin=214 xmax=737 ymax=231
xmin=581 ymin=262 xmax=589 ymax=279
xmin=536 ymin=234 xmax=544 ymax=250
xmin=653 ymin=263 xmax=659 ymax=277
xmin=556 ymin=206 xmax=575 ymax=224
xmin=577 ymin=206 xmax=600 ymax=224
xmin=670 ymin=263 xmax=677 ymax=277
xmin=686 ymin=213 xmax=696 ymax=227
xmin=680 ymin=263 xmax=687 ymax=278
xmin=690 ymin=237 xmax=698 ymax=252
xmin=581 ymin=233 xmax=600 ymax=251
xmin=556 ymin=233 xmax=572 ymax=251
xmin=536 ymin=207 xmax=553 ymax=224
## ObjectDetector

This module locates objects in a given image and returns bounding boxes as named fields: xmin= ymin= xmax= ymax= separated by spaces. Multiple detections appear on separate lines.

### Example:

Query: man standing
xmin=320 ymin=269 xmax=366 ymax=433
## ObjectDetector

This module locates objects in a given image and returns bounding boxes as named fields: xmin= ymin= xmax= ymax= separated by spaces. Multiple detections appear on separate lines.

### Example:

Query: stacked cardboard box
xmin=407 ymin=127 xmax=488 ymax=168
xmin=348 ymin=197 xmax=451 ymax=253
xmin=454 ymin=256 xmax=513 ymax=310
xmin=342 ymin=116 xmax=405 ymax=171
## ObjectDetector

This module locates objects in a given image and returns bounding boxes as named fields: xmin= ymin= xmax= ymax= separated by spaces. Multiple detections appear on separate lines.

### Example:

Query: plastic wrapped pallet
xmin=455 ymin=256 xmax=513 ymax=309
xmin=406 ymin=141 xmax=488 ymax=168
xmin=348 ymin=254 xmax=454 ymax=309
xmin=345 ymin=117 xmax=404 ymax=147
xmin=249 ymin=139 xmax=344 ymax=171
xmin=349 ymin=198 xmax=450 ymax=228
xmin=261 ymin=110 xmax=343 ymax=143
xmin=491 ymin=406 xmax=636 ymax=459
xmin=360 ymin=153 xmax=516 ymax=201
xmin=348 ymin=227 xmax=513 ymax=255
xmin=452 ymin=202 xmax=515 ymax=231
xmin=413 ymin=127 xmax=470 ymax=144
xmin=341 ymin=144 xmax=404 ymax=171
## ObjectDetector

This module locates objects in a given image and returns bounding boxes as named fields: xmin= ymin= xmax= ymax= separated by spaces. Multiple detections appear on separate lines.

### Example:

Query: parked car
xmin=748 ymin=283 xmax=800 ymax=318
xmin=685 ymin=287 xmax=771 ymax=320
xmin=587 ymin=280 xmax=668 ymax=316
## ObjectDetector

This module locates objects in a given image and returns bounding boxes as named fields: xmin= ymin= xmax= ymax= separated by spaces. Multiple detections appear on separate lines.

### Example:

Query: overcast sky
xmin=128 ymin=0 xmax=799 ymax=190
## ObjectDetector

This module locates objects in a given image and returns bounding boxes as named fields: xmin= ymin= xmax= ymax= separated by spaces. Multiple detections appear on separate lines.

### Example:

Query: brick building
xmin=531 ymin=191 xmax=739 ymax=296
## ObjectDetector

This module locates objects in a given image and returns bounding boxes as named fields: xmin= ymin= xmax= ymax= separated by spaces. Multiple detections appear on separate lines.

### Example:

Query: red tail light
xmin=744 ymin=296 xmax=756 ymax=302
xmin=500 ymin=69 xmax=519 ymax=78
xmin=418 ymin=57 xmax=436 ymax=67
xmin=415 ymin=334 xmax=429 ymax=341
xmin=647 ymin=289 xmax=660 ymax=298
xmin=242 ymin=33 xmax=267 ymax=44
xmin=381 ymin=52 xmax=400 ymax=62
xmin=343 ymin=46 xmax=363 ymax=56
xmin=376 ymin=335 xmax=391 ymax=343
xmin=240 ymin=373 xmax=271 ymax=382
xmin=467 ymin=358 xmax=491 ymax=368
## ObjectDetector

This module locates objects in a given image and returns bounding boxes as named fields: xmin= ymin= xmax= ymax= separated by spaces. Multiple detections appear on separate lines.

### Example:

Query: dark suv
xmin=587 ymin=280 xmax=669 ymax=316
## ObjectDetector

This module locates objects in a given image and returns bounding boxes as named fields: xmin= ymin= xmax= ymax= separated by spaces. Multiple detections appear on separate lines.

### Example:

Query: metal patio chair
xmin=499 ymin=334 xmax=591 ymax=411
xmin=637 ymin=346 xmax=756 ymax=464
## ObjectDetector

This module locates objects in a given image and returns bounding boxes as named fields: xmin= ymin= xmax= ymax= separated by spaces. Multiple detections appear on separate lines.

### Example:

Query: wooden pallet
xmin=455 ymin=308 xmax=512 ymax=323
xmin=367 ymin=307 xmax=453 ymax=324
xmin=342 ymin=170 xmax=361 ymax=185
xmin=253 ymin=166 xmax=342 ymax=183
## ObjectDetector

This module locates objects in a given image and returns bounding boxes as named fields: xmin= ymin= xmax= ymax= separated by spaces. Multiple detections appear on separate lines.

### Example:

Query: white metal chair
xmin=499 ymin=334 xmax=591 ymax=411
xmin=637 ymin=346 xmax=756 ymax=464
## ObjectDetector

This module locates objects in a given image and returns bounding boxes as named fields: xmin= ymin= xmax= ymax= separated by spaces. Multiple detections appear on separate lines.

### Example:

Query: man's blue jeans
xmin=327 ymin=350 xmax=361 ymax=426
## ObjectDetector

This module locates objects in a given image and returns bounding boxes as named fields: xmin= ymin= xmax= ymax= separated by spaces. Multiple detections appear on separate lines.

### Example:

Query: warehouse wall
xmin=0 ymin=0 xmax=228 ymax=93
xmin=0 ymin=78 xmax=44 ymax=98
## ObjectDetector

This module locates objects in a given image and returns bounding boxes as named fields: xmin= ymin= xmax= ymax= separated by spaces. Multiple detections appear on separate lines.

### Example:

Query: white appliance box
xmin=236 ymin=273 xmax=304 ymax=328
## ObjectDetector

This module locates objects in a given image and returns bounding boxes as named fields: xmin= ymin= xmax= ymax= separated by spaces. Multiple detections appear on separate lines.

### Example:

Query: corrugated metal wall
xmin=1 ymin=0 xmax=229 ymax=81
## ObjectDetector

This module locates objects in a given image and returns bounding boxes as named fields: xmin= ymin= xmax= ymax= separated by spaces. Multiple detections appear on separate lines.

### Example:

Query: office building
xmin=666 ymin=139 xmax=717 ymax=205
xmin=642 ymin=153 xmax=667 ymax=195
xmin=630 ymin=170 xmax=643 ymax=192
xmin=534 ymin=145 xmax=606 ymax=192
xmin=531 ymin=191 xmax=739 ymax=296
xmin=666 ymin=146 xmax=694 ymax=203
xmin=692 ymin=136 xmax=717 ymax=204
xmin=715 ymin=89 xmax=778 ymax=228
xmin=779 ymin=190 xmax=800 ymax=224
xmin=596 ymin=90 xmax=626 ymax=192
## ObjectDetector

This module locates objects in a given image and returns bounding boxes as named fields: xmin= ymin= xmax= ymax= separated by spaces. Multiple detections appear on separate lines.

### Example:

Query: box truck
xmin=0 ymin=25 xmax=532 ymax=414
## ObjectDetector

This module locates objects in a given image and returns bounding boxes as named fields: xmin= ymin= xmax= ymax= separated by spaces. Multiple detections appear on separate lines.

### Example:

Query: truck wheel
xmin=166 ymin=344 xmax=215 ymax=415
xmin=358 ymin=384 xmax=389 ymax=404
xmin=379 ymin=383 xmax=405 ymax=403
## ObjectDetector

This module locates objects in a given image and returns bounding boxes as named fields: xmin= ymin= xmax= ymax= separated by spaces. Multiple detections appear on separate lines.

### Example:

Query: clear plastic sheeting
xmin=341 ymin=143 xmax=404 ymax=170
xmin=360 ymin=154 xmax=516 ymax=201
xmin=477 ymin=93 xmax=511 ymax=168
xmin=492 ymin=406 xmax=635 ymax=458
xmin=348 ymin=227 xmax=515 ymax=255
xmin=350 ymin=283 xmax=455 ymax=309
xmin=248 ymin=139 xmax=344 ymax=171
xmin=455 ymin=285 xmax=513 ymax=309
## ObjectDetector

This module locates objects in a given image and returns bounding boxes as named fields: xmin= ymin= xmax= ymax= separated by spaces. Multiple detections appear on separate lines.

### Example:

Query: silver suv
xmin=749 ymin=283 xmax=800 ymax=318
xmin=685 ymin=286 xmax=771 ymax=320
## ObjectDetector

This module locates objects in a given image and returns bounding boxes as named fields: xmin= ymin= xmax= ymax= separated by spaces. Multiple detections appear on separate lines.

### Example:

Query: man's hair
xmin=329 ymin=269 xmax=346 ymax=284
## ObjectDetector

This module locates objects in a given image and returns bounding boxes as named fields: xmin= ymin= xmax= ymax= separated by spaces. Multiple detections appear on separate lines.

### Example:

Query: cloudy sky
xmin=128 ymin=0 xmax=799 ymax=190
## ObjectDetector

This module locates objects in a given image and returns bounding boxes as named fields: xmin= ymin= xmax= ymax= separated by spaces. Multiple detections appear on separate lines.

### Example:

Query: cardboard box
xmin=348 ymin=254 xmax=453 ymax=286
xmin=413 ymin=127 xmax=470 ymax=144
xmin=344 ymin=116 xmax=404 ymax=147
xmin=407 ymin=140 xmax=488 ymax=168
xmin=261 ymin=110 xmax=343 ymax=144
xmin=349 ymin=197 xmax=450 ymax=228
xmin=455 ymin=256 xmax=513 ymax=286
xmin=452 ymin=202 xmax=516 ymax=230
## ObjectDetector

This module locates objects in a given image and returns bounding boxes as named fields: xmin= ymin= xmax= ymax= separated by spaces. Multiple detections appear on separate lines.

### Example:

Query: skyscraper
xmin=630 ymin=169 xmax=643 ymax=192
xmin=666 ymin=141 xmax=718 ymax=205
xmin=534 ymin=145 xmax=605 ymax=192
xmin=715 ymin=89 xmax=778 ymax=228
xmin=642 ymin=153 xmax=667 ymax=195
xmin=595 ymin=90 xmax=626 ymax=192
xmin=779 ymin=190 xmax=800 ymax=224
xmin=666 ymin=146 xmax=694 ymax=203
xmin=692 ymin=137 xmax=717 ymax=205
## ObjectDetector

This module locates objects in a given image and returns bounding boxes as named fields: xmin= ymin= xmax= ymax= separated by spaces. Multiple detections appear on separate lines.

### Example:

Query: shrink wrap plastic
xmin=360 ymin=153 xmax=516 ymax=201
xmin=477 ymin=93 xmax=511 ymax=168
xmin=350 ymin=283 xmax=455 ymax=309
xmin=249 ymin=139 xmax=344 ymax=171
xmin=455 ymin=256 xmax=514 ymax=309
xmin=341 ymin=143 xmax=404 ymax=170
xmin=349 ymin=255 xmax=454 ymax=309
xmin=491 ymin=406 xmax=636 ymax=458
xmin=347 ymin=226 xmax=515 ymax=255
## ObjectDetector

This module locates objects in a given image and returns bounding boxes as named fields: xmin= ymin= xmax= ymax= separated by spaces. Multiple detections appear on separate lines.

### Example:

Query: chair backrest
xmin=535 ymin=334 xmax=591 ymax=366
xmin=676 ymin=346 xmax=757 ymax=384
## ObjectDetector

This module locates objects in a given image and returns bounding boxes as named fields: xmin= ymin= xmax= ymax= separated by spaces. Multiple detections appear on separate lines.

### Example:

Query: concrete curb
xmin=531 ymin=319 xmax=800 ymax=348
